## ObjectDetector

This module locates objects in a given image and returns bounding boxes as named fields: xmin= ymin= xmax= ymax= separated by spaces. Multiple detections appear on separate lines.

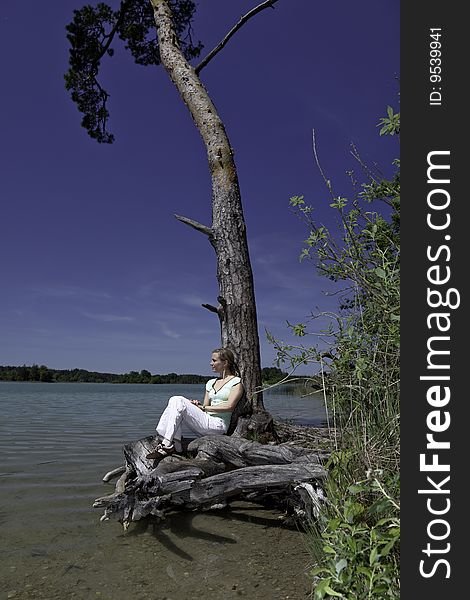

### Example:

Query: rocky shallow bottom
xmin=3 ymin=500 xmax=314 ymax=600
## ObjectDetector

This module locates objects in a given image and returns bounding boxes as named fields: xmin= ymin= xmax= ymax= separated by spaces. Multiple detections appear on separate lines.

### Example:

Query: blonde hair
xmin=212 ymin=347 xmax=240 ymax=377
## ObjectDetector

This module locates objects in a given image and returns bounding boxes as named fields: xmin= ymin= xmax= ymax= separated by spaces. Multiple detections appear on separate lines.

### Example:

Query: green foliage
xmin=0 ymin=365 xmax=207 ymax=384
xmin=280 ymin=109 xmax=400 ymax=416
xmin=272 ymin=107 xmax=400 ymax=599
xmin=64 ymin=3 xmax=117 ymax=142
xmin=0 ymin=364 xmax=55 ymax=382
xmin=65 ymin=0 xmax=202 ymax=142
xmin=1 ymin=365 xmax=288 ymax=386
xmin=261 ymin=366 xmax=288 ymax=385
xmin=308 ymin=458 xmax=400 ymax=600
xmin=377 ymin=106 xmax=400 ymax=136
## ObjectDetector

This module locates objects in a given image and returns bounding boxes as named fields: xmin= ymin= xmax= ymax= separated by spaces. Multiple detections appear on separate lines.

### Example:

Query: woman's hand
xmin=190 ymin=399 xmax=206 ymax=410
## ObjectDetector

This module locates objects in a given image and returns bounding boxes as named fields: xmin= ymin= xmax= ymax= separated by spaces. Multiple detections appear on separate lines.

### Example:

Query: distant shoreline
xmin=0 ymin=365 xmax=291 ymax=386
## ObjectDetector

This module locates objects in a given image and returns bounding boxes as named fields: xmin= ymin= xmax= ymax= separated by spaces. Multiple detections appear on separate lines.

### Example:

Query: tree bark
xmin=150 ymin=0 xmax=263 ymax=409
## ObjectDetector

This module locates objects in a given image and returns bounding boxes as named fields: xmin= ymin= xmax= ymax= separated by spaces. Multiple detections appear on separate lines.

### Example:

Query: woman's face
xmin=210 ymin=352 xmax=227 ymax=375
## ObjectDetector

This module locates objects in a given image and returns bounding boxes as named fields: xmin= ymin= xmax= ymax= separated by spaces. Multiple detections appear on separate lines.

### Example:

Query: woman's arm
xmin=202 ymin=390 xmax=210 ymax=407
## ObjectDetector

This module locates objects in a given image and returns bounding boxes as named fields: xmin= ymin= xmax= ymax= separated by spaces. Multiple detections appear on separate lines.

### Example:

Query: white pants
xmin=156 ymin=395 xmax=227 ymax=445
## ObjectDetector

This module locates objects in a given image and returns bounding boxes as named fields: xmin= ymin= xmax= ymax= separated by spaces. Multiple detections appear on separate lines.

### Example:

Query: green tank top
xmin=205 ymin=376 xmax=242 ymax=429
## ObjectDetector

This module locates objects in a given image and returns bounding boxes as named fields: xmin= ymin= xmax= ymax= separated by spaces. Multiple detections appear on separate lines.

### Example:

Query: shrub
xmin=272 ymin=107 xmax=400 ymax=599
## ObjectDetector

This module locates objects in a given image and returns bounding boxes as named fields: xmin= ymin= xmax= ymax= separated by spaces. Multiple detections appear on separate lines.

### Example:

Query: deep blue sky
xmin=0 ymin=0 xmax=399 ymax=376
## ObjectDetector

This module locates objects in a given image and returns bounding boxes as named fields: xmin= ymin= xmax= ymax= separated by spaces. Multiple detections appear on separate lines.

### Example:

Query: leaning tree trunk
xmin=151 ymin=0 xmax=263 ymax=410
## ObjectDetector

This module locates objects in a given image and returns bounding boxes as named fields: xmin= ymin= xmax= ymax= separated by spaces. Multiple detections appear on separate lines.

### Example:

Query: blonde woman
xmin=147 ymin=347 xmax=244 ymax=459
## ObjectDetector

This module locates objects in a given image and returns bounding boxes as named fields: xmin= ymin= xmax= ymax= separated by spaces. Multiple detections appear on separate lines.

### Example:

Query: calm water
xmin=0 ymin=382 xmax=326 ymax=600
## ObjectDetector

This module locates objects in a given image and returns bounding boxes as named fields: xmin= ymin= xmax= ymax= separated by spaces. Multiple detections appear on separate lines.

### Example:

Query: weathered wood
xmin=187 ymin=463 xmax=326 ymax=505
xmin=273 ymin=419 xmax=338 ymax=451
xmin=187 ymin=434 xmax=327 ymax=467
xmin=122 ymin=435 xmax=157 ymax=476
xmin=95 ymin=432 xmax=330 ymax=529
xmin=102 ymin=465 xmax=126 ymax=482
xmin=95 ymin=460 xmax=326 ymax=525
xmin=115 ymin=467 xmax=131 ymax=494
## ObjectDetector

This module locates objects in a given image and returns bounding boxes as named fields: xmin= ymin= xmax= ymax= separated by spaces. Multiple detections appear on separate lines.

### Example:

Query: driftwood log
xmin=94 ymin=415 xmax=334 ymax=530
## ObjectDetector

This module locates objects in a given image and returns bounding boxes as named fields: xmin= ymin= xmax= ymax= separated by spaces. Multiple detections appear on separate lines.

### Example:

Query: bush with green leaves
xmin=275 ymin=106 xmax=400 ymax=439
xmin=272 ymin=107 xmax=400 ymax=599
xmin=307 ymin=453 xmax=400 ymax=599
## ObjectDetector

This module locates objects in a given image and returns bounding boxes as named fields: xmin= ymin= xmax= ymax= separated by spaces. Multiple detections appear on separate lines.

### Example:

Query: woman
xmin=146 ymin=347 xmax=244 ymax=459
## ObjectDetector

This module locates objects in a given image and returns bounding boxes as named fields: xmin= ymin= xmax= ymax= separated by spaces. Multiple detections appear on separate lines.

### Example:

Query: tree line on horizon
xmin=0 ymin=364 xmax=288 ymax=386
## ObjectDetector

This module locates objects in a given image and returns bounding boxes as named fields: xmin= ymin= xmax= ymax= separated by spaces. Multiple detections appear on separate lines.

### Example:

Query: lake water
xmin=0 ymin=382 xmax=327 ymax=600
